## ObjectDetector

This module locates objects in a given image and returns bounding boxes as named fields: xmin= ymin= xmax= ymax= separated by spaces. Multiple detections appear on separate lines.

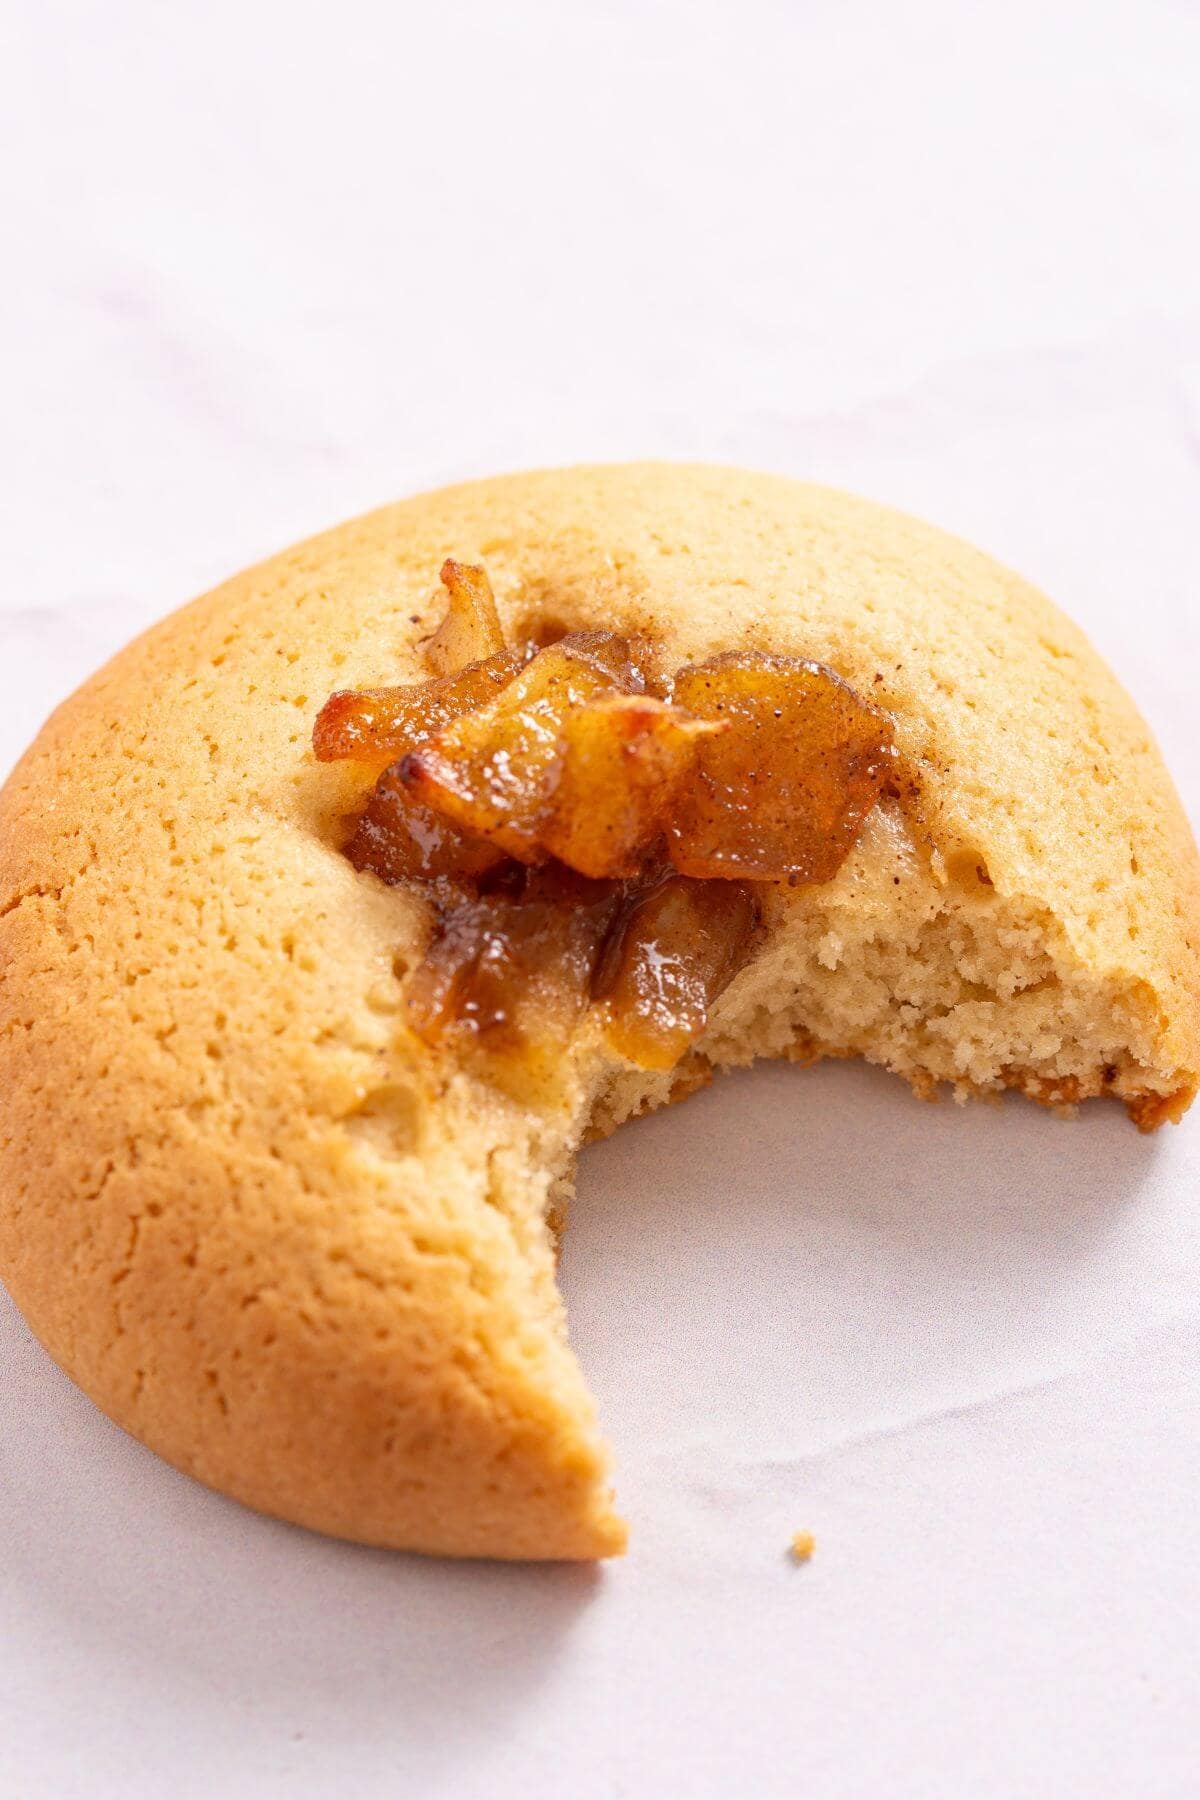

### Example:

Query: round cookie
xmin=1 ymin=464 xmax=1197 ymax=1559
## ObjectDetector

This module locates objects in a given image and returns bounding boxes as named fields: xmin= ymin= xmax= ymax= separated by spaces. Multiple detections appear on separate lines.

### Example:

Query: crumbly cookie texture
xmin=1 ymin=464 xmax=1197 ymax=1560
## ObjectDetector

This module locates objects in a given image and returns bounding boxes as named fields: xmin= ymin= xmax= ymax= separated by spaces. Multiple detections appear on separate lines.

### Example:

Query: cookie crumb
xmin=790 ymin=1530 xmax=815 ymax=1563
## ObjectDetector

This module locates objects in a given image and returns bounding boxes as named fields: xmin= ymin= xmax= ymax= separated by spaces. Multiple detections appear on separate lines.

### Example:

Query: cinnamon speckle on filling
xmin=313 ymin=559 xmax=897 ymax=1087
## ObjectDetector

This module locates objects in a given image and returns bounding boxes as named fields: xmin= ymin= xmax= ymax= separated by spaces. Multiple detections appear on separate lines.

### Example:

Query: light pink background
xmin=3 ymin=2 xmax=1199 ymax=1794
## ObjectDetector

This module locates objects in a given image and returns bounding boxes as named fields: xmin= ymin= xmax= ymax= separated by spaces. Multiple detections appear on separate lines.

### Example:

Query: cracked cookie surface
xmin=1 ymin=464 xmax=1197 ymax=1559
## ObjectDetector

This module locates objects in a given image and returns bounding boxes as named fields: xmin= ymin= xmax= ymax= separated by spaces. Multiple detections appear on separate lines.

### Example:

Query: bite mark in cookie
xmin=1 ymin=465 xmax=1197 ymax=1561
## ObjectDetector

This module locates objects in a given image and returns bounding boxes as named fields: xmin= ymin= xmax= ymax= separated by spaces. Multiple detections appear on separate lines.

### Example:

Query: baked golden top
xmin=1 ymin=464 xmax=1197 ymax=1559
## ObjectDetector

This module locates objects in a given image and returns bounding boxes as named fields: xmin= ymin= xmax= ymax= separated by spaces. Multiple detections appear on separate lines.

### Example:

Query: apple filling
xmin=314 ymin=561 xmax=899 ymax=1086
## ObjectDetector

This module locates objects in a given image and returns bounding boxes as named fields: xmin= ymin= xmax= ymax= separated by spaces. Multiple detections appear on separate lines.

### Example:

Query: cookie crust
xmin=2 ymin=465 xmax=1197 ymax=1557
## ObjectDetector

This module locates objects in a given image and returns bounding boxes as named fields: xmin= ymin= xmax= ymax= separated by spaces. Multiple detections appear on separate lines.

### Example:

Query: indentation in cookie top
xmin=313 ymin=559 xmax=906 ymax=1092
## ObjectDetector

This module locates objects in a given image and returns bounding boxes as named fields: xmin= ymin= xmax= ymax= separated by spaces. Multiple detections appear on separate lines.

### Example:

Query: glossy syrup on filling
xmin=313 ymin=559 xmax=899 ymax=1087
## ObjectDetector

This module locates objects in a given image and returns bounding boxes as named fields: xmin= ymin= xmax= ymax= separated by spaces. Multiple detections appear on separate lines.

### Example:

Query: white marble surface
xmin=3 ymin=2 xmax=1200 ymax=1795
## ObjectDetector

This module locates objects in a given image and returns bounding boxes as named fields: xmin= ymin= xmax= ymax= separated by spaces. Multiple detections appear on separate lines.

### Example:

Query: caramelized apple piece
xmin=594 ymin=874 xmax=758 ymax=1070
xmin=347 ymin=766 xmax=507 ymax=885
xmin=316 ymin=562 xmax=902 ymax=1098
xmin=668 ymin=653 xmax=895 ymax=882
xmin=402 ymin=635 xmax=636 ymax=860
xmin=539 ymin=694 xmax=725 ymax=878
xmin=424 ymin=559 xmax=506 ymax=677
xmin=551 ymin=631 xmax=649 ymax=692
xmin=313 ymin=648 xmax=526 ymax=773
xmin=407 ymin=867 xmax=622 ymax=1097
